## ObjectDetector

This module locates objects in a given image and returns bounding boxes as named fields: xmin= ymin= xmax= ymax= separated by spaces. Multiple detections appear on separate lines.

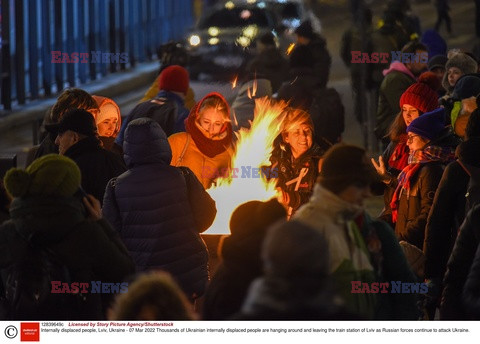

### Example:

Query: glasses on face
xmin=407 ymin=134 xmax=419 ymax=143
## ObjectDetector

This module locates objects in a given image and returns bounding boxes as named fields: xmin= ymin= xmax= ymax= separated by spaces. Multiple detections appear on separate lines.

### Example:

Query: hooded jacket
xmin=168 ymin=92 xmax=234 ymax=189
xmin=294 ymin=184 xmax=418 ymax=320
xmin=102 ymin=118 xmax=216 ymax=299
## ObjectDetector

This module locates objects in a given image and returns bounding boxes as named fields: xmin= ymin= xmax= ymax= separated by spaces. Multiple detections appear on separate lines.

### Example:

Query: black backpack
xmin=117 ymin=96 xmax=178 ymax=145
xmin=308 ymin=87 xmax=345 ymax=146
xmin=0 ymin=226 xmax=85 ymax=320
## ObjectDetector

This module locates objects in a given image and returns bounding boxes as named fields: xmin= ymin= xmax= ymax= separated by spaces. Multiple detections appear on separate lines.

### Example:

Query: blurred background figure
xmin=235 ymin=220 xmax=357 ymax=320
xmin=434 ymin=0 xmax=452 ymax=35
xmin=294 ymin=19 xmax=332 ymax=89
xmin=203 ymin=199 xmax=286 ymax=320
xmin=109 ymin=271 xmax=197 ymax=320
xmin=244 ymin=32 xmax=289 ymax=94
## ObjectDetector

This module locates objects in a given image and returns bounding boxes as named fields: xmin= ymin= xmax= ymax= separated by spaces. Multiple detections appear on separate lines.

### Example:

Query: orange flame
xmin=231 ymin=75 xmax=238 ymax=89
xmin=252 ymin=77 xmax=257 ymax=97
xmin=232 ymin=109 xmax=239 ymax=128
xmin=286 ymin=43 xmax=295 ymax=55
xmin=205 ymin=98 xmax=288 ymax=235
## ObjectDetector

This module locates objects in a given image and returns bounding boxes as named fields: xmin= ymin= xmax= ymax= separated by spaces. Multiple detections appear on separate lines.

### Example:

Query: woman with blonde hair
xmin=268 ymin=107 xmax=329 ymax=217
xmin=169 ymin=92 xmax=234 ymax=189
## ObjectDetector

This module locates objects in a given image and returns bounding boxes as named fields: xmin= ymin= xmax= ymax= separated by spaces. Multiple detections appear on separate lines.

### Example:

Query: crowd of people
xmin=1 ymin=0 xmax=480 ymax=322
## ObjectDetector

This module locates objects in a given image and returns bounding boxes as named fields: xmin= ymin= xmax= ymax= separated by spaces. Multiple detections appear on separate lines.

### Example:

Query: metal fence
xmin=0 ymin=0 xmax=193 ymax=111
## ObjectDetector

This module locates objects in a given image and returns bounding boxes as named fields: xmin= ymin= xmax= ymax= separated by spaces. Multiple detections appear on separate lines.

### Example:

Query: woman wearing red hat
xmin=372 ymin=72 xmax=445 ymax=228
xmin=169 ymin=92 xmax=234 ymax=189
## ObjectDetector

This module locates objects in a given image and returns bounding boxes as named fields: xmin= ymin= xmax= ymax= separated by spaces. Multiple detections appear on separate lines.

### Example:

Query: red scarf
xmin=184 ymin=92 xmax=233 ymax=158
xmin=388 ymin=135 xmax=409 ymax=172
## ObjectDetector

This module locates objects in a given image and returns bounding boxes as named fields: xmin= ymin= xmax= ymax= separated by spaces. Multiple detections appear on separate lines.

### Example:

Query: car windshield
xmin=198 ymin=8 xmax=271 ymax=29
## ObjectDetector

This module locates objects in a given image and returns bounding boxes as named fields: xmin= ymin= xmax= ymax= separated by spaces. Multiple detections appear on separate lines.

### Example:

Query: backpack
xmin=116 ymin=97 xmax=178 ymax=145
xmin=308 ymin=88 xmax=345 ymax=146
xmin=0 ymin=225 xmax=85 ymax=320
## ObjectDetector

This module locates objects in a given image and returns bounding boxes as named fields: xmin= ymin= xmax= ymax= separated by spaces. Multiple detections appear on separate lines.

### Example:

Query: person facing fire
xmin=268 ymin=107 xmax=330 ymax=217
xmin=169 ymin=92 xmax=234 ymax=189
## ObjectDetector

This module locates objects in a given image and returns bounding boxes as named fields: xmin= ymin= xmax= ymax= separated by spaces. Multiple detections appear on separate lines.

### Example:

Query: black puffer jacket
xmin=463 ymin=240 xmax=480 ymax=319
xmin=0 ymin=196 xmax=134 ymax=320
xmin=102 ymin=118 xmax=216 ymax=299
xmin=64 ymin=136 xmax=126 ymax=203
xmin=441 ymin=204 xmax=480 ymax=319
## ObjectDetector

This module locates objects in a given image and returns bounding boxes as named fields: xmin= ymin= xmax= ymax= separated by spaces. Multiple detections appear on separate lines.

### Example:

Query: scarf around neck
xmin=390 ymin=145 xmax=455 ymax=223
xmin=184 ymin=93 xmax=233 ymax=158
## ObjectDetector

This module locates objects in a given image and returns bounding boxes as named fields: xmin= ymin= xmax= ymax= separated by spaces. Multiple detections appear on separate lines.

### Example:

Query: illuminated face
xmin=337 ymin=182 xmax=372 ymax=207
xmin=55 ymin=130 xmax=78 ymax=155
xmin=97 ymin=117 xmax=118 ymax=137
xmin=283 ymin=123 xmax=313 ymax=159
xmin=402 ymin=104 xmax=421 ymax=126
xmin=447 ymin=67 xmax=463 ymax=87
xmin=407 ymin=132 xmax=428 ymax=152
xmin=198 ymin=108 xmax=226 ymax=138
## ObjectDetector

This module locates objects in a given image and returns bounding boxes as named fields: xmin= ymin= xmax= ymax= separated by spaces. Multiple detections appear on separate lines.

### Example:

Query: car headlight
xmin=189 ymin=35 xmax=201 ymax=47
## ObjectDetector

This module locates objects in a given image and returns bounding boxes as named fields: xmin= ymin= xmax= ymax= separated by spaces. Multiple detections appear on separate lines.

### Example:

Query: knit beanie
xmin=428 ymin=54 xmax=448 ymax=71
xmin=406 ymin=107 xmax=445 ymax=140
xmin=3 ymin=154 xmax=81 ymax=198
xmin=400 ymin=71 xmax=440 ymax=113
xmin=158 ymin=65 xmax=189 ymax=95
xmin=318 ymin=144 xmax=382 ymax=193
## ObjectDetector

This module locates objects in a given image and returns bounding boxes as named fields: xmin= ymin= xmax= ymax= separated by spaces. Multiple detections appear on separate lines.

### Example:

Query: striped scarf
xmin=390 ymin=145 xmax=455 ymax=223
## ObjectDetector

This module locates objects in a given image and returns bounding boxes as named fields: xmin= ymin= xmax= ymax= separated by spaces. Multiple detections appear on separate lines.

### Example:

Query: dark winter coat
xmin=463 ymin=240 xmax=480 ymax=319
xmin=102 ymin=118 xmax=216 ymax=299
xmin=0 ymin=196 xmax=135 ymax=320
xmin=441 ymin=204 xmax=480 ymax=319
xmin=269 ymin=140 xmax=327 ymax=215
xmin=423 ymin=161 xmax=469 ymax=280
xmin=277 ymin=68 xmax=345 ymax=146
xmin=375 ymin=62 xmax=416 ymax=141
xmin=64 ymin=136 xmax=126 ymax=203
xmin=306 ymin=36 xmax=332 ymax=89
xmin=394 ymin=162 xmax=445 ymax=250
xmin=245 ymin=47 xmax=289 ymax=93
xmin=115 ymin=95 xmax=179 ymax=146
xmin=202 ymin=231 xmax=266 ymax=320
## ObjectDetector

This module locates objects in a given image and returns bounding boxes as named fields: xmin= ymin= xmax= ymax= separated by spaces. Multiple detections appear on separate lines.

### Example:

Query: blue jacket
xmin=103 ymin=118 xmax=216 ymax=299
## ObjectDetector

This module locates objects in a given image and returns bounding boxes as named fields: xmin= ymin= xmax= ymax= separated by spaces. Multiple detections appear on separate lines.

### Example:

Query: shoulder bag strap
xmin=175 ymin=134 xmax=191 ymax=166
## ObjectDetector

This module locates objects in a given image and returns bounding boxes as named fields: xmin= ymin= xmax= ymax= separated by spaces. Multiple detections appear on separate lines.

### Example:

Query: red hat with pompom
xmin=399 ymin=72 xmax=440 ymax=113
xmin=158 ymin=65 xmax=189 ymax=95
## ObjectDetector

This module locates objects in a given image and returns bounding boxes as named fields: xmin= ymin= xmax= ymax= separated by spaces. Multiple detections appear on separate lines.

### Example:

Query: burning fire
xmin=205 ymin=98 xmax=288 ymax=235
xmin=286 ymin=43 xmax=295 ymax=55
xmin=231 ymin=75 xmax=238 ymax=89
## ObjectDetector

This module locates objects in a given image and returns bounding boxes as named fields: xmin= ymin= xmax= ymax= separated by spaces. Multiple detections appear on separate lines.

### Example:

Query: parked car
xmin=185 ymin=1 xmax=281 ymax=81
